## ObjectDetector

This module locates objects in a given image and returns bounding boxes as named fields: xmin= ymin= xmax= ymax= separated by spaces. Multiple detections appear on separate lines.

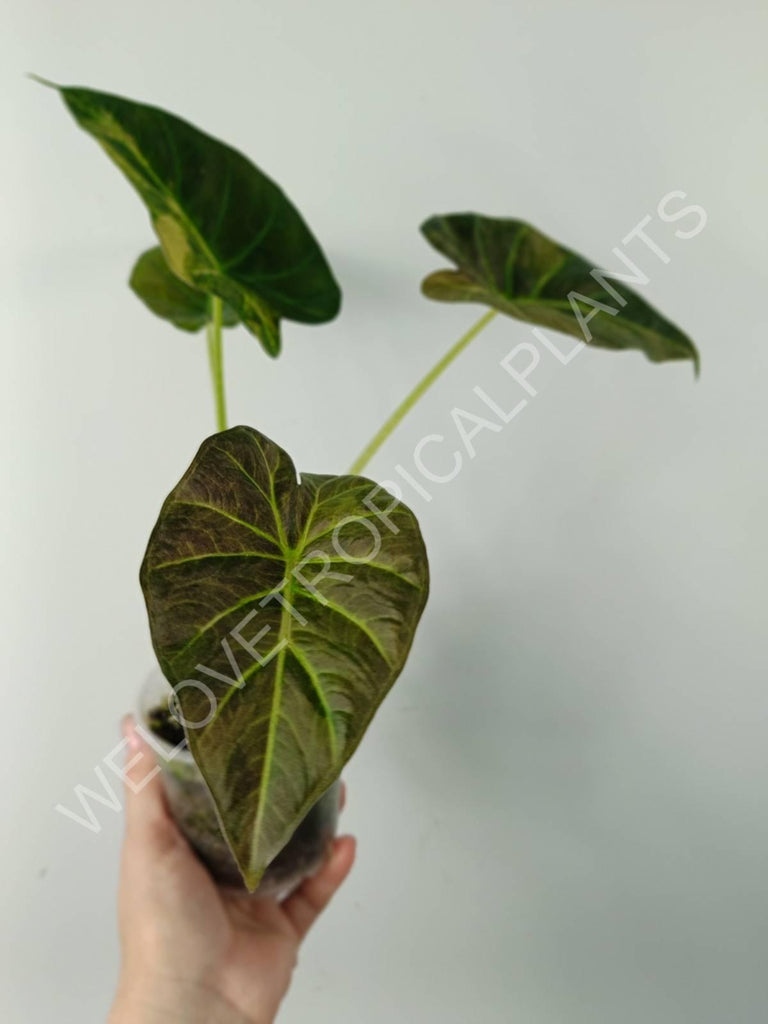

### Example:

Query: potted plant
xmin=41 ymin=80 xmax=699 ymax=894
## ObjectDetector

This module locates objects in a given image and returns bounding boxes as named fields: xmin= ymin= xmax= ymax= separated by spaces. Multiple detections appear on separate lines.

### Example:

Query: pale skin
xmin=109 ymin=717 xmax=356 ymax=1024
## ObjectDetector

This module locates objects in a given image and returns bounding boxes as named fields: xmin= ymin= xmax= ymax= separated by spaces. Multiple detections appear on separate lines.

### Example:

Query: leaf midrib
xmin=243 ymin=478 xmax=369 ymax=876
xmin=177 ymin=454 xmax=401 ymax=882
xmin=91 ymin=120 xmax=225 ymax=289
xmin=248 ymin=549 xmax=297 ymax=877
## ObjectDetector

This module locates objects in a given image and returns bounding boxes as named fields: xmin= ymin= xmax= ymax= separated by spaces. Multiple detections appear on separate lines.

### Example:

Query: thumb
xmin=120 ymin=714 xmax=174 ymax=842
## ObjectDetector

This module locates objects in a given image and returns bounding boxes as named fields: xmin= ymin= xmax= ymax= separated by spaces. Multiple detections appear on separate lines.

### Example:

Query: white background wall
xmin=2 ymin=1 xmax=767 ymax=1020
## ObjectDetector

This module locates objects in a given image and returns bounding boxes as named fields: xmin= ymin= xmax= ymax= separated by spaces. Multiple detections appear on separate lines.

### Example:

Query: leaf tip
xmin=27 ymin=72 xmax=59 ymax=90
xmin=261 ymin=329 xmax=282 ymax=358
xmin=242 ymin=864 xmax=265 ymax=893
xmin=692 ymin=347 xmax=701 ymax=380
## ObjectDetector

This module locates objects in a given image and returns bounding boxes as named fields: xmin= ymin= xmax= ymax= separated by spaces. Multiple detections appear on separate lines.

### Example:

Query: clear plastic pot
xmin=137 ymin=672 xmax=341 ymax=897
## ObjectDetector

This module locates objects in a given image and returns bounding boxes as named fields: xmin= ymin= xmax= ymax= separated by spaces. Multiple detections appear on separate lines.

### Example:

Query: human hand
xmin=109 ymin=716 xmax=356 ymax=1024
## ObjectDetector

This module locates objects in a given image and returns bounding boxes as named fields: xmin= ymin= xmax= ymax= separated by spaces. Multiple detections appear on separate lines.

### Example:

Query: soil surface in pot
xmin=147 ymin=704 xmax=186 ymax=748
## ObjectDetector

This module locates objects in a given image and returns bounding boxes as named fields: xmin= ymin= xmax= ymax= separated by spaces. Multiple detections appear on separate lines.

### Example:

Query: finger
xmin=282 ymin=835 xmax=356 ymax=941
xmin=120 ymin=714 xmax=174 ymax=842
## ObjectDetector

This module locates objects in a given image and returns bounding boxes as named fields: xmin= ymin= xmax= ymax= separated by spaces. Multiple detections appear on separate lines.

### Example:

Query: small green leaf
xmin=49 ymin=82 xmax=341 ymax=355
xmin=421 ymin=214 xmax=699 ymax=370
xmin=140 ymin=426 xmax=429 ymax=889
xmin=129 ymin=247 xmax=239 ymax=332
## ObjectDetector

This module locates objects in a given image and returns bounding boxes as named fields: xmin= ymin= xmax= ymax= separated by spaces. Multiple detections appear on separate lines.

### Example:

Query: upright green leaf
xmin=421 ymin=214 xmax=699 ymax=370
xmin=140 ymin=426 xmax=429 ymax=889
xmin=47 ymin=81 xmax=341 ymax=354
xmin=129 ymin=247 xmax=239 ymax=332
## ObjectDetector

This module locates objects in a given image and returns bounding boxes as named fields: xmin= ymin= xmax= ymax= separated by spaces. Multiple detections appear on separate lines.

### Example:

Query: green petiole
xmin=349 ymin=308 xmax=498 ymax=475
xmin=206 ymin=295 xmax=227 ymax=432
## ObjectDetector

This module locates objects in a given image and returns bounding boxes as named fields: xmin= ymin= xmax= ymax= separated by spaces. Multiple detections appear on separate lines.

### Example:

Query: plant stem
xmin=206 ymin=296 xmax=227 ymax=431
xmin=348 ymin=308 xmax=498 ymax=475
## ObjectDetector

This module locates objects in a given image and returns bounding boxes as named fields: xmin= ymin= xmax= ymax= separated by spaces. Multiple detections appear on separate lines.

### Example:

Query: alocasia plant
xmin=41 ymin=80 xmax=699 ymax=889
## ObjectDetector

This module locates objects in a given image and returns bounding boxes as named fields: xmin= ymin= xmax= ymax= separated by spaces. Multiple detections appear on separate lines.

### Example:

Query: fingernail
xmin=121 ymin=714 xmax=139 ymax=752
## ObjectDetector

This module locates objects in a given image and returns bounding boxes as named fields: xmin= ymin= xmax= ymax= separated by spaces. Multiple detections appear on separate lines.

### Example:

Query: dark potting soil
xmin=147 ymin=704 xmax=187 ymax=749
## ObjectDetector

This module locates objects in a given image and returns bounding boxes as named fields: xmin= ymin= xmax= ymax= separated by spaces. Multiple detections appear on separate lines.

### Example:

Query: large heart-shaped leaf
xmin=421 ymin=214 xmax=699 ymax=370
xmin=140 ymin=425 xmax=429 ymax=889
xmin=48 ymin=81 xmax=341 ymax=355
xmin=129 ymin=247 xmax=239 ymax=332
